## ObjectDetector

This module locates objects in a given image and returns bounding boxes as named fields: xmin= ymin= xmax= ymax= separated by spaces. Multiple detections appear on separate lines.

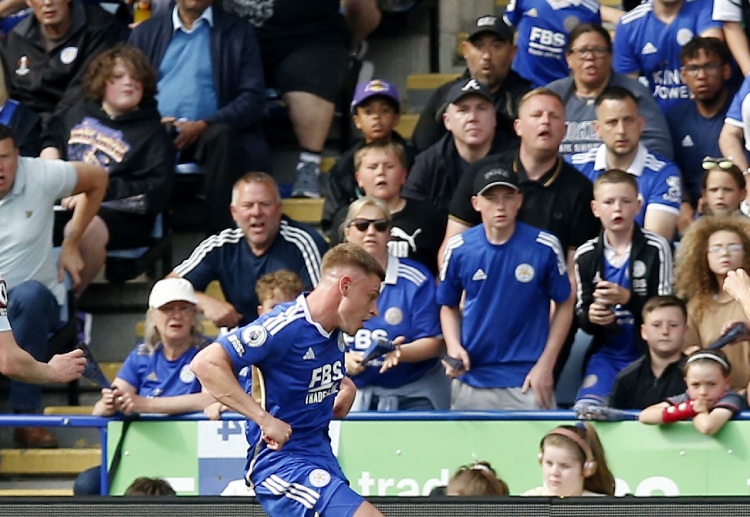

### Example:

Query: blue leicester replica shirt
xmin=599 ymin=257 xmax=639 ymax=360
xmin=437 ymin=222 xmax=571 ymax=388
xmin=504 ymin=0 xmax=600 ymax=88
xmin=343 ymin=257 xmax=441 ymax=389
xmin=725 ymin=75 xmax=750 ymax=152
xmin=613 ymin=0 xmax=720 ymax=114
xmin=117 ymin=343 xmax=203 ymax=397
xmin=217 ymin=294 xmax=348 ymax=485
xmin=568 ymin=143 xmax=682 ymax=226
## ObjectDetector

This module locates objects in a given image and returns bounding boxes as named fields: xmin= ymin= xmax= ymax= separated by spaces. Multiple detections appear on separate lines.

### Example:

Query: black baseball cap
xmin=473 ymin=160 xmax=520 ymax=196
xmin=467 ymin=15 xmax=514 ymax=43
xmin=445 ymin=78 xmax=493 ymax=105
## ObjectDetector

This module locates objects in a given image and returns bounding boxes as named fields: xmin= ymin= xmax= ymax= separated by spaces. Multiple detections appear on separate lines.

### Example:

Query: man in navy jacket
xmin=129 ymin=0 xmax=269 ymax=234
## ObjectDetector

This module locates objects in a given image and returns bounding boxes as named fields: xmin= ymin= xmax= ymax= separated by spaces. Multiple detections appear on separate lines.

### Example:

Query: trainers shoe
xmin=291 ymin=162 xmax=321 ymax=198
xmin=75 ymin=311 xmax=92 ymax=346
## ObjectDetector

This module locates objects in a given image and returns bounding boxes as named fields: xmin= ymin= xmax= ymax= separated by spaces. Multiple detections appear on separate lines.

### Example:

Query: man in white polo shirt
xmin=0 ymin=124 xmax=107 ymax=448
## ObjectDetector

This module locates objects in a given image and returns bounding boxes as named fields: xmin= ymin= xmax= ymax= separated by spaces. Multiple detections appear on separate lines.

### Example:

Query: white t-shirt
xmin=713 ymin=0 xmax=741 ymax=22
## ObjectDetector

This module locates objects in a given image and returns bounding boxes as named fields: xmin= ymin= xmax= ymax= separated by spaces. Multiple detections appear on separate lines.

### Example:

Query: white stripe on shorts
xmin=262 ymin=474 xmax=319 ymax=509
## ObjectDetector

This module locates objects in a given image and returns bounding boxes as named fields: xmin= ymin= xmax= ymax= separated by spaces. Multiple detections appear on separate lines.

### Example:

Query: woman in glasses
xmin=341 ymin=196 xmax=449 ymax=411
xmin=675 ymin=215 xmax=750 ymax=389
xmin=546 ymin=23 xmax=672 ymax=160
xmin=698 ymin=157 xmax=747 ymax=218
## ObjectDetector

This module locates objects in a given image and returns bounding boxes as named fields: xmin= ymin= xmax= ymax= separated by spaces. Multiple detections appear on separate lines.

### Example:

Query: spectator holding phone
xmin=342 ymin=196 xmax=448 ymax=411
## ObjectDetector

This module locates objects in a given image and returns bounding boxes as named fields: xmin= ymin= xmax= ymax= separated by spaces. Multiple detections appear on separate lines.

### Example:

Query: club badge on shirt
xmin=15 ymin=56 xmax=29 ymax=76
xmin=60 ymin=47 xmax=79 ymax=65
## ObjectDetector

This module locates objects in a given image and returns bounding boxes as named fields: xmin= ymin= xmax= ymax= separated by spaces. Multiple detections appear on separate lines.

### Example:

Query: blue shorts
xmin=254 ymin=459 xmax=364 ymax=517
xmin=575 ymin=351 xmax=638 ymax=405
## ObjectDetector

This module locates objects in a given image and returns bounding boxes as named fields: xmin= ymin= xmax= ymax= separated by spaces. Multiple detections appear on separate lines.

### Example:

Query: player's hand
xmin=259 ymin=414 xmax=292 ymax=450
xmin=588 ymin=301 xmax=616 ymax=326
xmin=379 ymin=336 xmax=405 ymax=373
xmin=442 ymin=345 xmax=470 ymax=378
xmin=47 ymin=348 xmax=86 ymax=382
xmin=201 ymin=297 xmax=242 ymax=328
xmin=522 ymin=361 xmax=555 ymax=409
xmin=594 ymin=281 xmax=630 ymax=306
xmin=173 ymin=120 xmax=208 ymax=150
xmin=345 ymin=351 xmax=365 ymax=376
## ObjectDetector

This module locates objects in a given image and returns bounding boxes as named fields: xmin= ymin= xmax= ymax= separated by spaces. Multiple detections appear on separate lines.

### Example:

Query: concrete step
xmin=0 ymin=449 xmax=100 ymax=475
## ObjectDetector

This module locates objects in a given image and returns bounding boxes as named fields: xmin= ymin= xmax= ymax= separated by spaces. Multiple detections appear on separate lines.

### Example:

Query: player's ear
xmin=339 ymin=275 xmax=352 ymax=297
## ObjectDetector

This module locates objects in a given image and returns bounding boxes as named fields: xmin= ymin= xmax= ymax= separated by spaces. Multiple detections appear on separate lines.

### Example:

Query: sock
xmin=297 ymin=150 xmax=322 ymax=174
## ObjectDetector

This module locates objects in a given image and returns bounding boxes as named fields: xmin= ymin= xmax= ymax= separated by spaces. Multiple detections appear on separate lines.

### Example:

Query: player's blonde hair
xmin=321 ymin=243 xmax=385 ymax=281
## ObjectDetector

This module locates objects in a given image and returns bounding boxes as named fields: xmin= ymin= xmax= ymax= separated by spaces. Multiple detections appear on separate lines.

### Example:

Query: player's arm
xmin=333 ymin=376 xmax=356 ymax=419
xmin=191 ymin=342 xmax=292 ymax=449
xmin=0 ymin=330 xmax=86 ymax=384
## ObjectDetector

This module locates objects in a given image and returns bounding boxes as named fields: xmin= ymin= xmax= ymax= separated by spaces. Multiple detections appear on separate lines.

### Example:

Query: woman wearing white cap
xmin=75 ymin=278 xmax=212 ymax=495
xmin=92 ymin=277 xmax=212 ymax=416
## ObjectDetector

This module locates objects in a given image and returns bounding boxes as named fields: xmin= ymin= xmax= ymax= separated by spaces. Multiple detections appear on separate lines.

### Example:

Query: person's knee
xmin=8 ymin=281 xmax=53 ymax=318
xmin=73 ymin=466 xmax=102 ymax=496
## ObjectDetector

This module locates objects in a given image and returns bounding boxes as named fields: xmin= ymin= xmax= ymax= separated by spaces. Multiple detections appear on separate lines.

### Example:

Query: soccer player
xmin=192 ymin=243 xmax=385 ymax=516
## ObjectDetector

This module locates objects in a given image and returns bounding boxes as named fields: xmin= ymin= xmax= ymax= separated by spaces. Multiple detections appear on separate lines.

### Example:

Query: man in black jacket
xmin=411 ymin=15 xmax=530 ymax=152
xmin=0 ymin=0 xmax=120 ymax=129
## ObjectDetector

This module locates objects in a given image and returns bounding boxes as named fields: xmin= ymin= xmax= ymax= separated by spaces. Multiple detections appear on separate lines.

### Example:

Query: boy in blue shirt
xmin=438 ymin=159 xmax=573 ymax=410
xmin=192 ymin=244 xmax=384 ymax=517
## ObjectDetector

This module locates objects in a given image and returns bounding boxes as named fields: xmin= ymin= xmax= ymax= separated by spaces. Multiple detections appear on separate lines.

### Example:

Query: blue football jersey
xmin=217 ymin=294 xmax=348 ymax=485
xmin=725 ymin=74 xmax=750 ymax=152
xmin=437 ymin=222 xmax=571 ymax=388
xmin=116 ymin=343 xmax=203 ymax=397
xmin=613 ymin=0 xmax=720 ymax=114
xmin=343 ymin=257 xmax=441 ymax=389
xmin=504 ymin=0 xmax=600 ymax=87
xmin=568 ymin=143 xmax=682 ymax=226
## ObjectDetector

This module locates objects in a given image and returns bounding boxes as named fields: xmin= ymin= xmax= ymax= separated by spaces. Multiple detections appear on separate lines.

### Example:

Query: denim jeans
xmin=7 ymin=280 xmax=60 ymax=412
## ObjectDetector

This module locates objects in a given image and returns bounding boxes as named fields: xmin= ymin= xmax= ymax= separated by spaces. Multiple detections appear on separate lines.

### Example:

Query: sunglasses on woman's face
xmin=702 ymin=157 xmax=735 ymax=170
xmin=349 ymin=218 xmax=389 ymax=232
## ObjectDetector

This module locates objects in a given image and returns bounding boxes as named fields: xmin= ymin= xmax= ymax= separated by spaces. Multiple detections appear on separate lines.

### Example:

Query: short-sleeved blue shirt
xmin=437 ymin=222 xmax=571 ymax=388
xmin=116 ymin=342 xmax=204 ymax=397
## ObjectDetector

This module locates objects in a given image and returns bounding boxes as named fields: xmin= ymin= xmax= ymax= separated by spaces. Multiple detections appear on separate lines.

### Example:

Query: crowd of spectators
xmin=4 ymin=0 xmax=750 ymax=503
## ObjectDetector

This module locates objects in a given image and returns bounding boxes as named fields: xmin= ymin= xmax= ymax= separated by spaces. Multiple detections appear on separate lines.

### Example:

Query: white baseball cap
xmin=148 ymin=278 xmax=198 ymax=309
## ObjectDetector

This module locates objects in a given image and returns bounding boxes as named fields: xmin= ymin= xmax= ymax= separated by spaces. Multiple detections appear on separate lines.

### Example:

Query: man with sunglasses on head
xmin=169 ymin=173 xmax=328 ymax=329
xmin=669 ymin=38 xmax=737 ymax=217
